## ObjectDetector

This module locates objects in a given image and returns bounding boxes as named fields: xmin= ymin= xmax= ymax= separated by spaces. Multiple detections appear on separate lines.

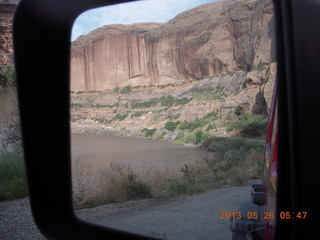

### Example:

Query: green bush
xmin=175 ymin=97 xmax=192 ymax=105
xmin=157 ymin=131 xmax=166 ymax=140
xmin=131 ymin=111 xmax=144 ymax=118
xmin=92 ymin=103 xmax=117 ymax=108
xmin=131 ymin=95 xmax=192 ymax=109
xmin=0 ymin=151 xmax=28 ymax=201
xmin=194 ymin=86 xmax=228 ymax=101
xmin=167 ymin=181 xmax=201 ymax=196
xmin=132 ymin=99 xmax=159 ymax=109
xmin=94 ymin=117 xmax=112 ymax=124
xmin=168 ymin=114 xmax=181 ymax=120
xmin=175 ymin=132 xmax=185 ymax=141
xmin=200 ymin=137 xmax=265 ymax=186
xmin=114 ymin=113 xmax=128 ymax=121
xmin=120 ymin=86 xmax=132 ymax=94
xmin=178 ymin=118 xmax=208 ymax=131
xmin=126 ymin=173 xmax=151 ymax=200
xmin=202 ymin=136 xmax=265 ymax=154
xmin=101 ymin=164 xmax=152 ymax=203
xmin=160 ymin=95 xmax=175 ymax=107
xmin=142 ymin=128 xmax=157 ymax=137
xmin=71 ymin=103 xmax=84 ymax=109
xmin=227 ymin=113 xmax=268 ymax=137
xmin=203 ymin=111 xmax=218 ymax=119
xmin=164 ymin=121 xmax=181 ymax=132
xmin=206 ymin=123 xmax=216 ymax=131
xmin=194 ymin=130 xmax=211 ymax=144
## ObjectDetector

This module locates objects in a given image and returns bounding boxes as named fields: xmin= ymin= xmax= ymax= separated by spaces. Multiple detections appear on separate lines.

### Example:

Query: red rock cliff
xmin=70 ymin=0 xmax=274 ymax=91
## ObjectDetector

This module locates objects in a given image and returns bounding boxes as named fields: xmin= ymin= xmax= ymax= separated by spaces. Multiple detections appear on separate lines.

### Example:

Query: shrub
xmin=200 ymin=137 xmax=265 ymax=186
xmin=202 ymin=136 xmax=265 ymax=154
xmin=157 ymin=131 xmax=166 ymax=140
xmin=178 ymin=118 xmax=208 ymax=131
xmin=160 ymin=95 xmax=175 ymax=107
xmin=114 ymin=113 xmax=128 ymax=121
xmin=132 ymin=99 xmax=159 ymax=109
xmin=120 ymin=86 xmax=132 ymax=94
xmin=167 ymin=181 xmax=201 ymax=196
xmin=206 ymin=123 xmax=216 ymax=131
xmin=126 ymin=173 xmax=152 ymax=200
xmin=114 ymin=87 xmax=120 ymax=93
xmin=255 ymin=61 xmax=268 ymax=72
xmin=164 ymin=121 xmax=181 ymax=132
xmin=194 ymin=130 xmax=211 ymax=144
xmin=94 ymin=117 xmax=112 ymax=124
xmin=0 ymin=151 xmax=28 ymax=200
xmin=131 ymin=111 xmax=144 ymax=118
xmin=71 ymin=103 xmax=84 ymax=109
xmin=175 ymin=132 xmax=185 ymax=140
xmin=168 ymin=114 xmax=181 ymax=120
xmin=175 ymin=97 xmax=192 ymax=105
xmin=92 ymin=103 xmax=117 ymax=108
xmin=181 ymin=132 xmax=197 ymax=144
xmin=203 ymin=111 xmax=218 ymax=119
xmin=142 ymin=128 xmax=157 ymax=137
xmin=194 ymin=86 xmax=228 ymax=101
xmin=99 ymin=163 xmax=151 ymax=203
xmin=227 ymin=113 xmax=268 ymax=137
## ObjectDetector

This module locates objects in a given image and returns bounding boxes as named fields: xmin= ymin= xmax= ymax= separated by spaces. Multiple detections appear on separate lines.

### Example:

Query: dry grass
xmin=72 ymin=137 xmax=264 ymax=209
xmin=73 ymin=161 xmax=180 ymax=208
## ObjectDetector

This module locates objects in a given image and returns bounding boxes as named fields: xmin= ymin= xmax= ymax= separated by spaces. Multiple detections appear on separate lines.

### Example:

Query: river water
xmin=71 ymin=133 xmax=207 ymax=171
xmin=0 ymin=88 xmax=207 ymax=173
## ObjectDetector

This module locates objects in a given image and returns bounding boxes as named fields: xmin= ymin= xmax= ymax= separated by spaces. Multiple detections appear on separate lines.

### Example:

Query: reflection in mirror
xmin=70 ymin=0 xmax=276 ymax=239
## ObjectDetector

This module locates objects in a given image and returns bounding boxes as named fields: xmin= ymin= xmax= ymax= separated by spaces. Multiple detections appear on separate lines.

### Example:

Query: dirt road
xmin=0 ymin=182 xmax=258 ymax=240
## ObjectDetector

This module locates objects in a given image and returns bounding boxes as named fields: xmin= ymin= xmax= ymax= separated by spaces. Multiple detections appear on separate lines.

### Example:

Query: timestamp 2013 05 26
xmin=220 ymin=211 xmax=307 ymax=220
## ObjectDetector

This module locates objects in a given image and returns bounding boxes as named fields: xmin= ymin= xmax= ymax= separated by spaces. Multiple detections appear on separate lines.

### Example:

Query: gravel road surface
xmin=0 ymin=182 xmax=258 ymax=240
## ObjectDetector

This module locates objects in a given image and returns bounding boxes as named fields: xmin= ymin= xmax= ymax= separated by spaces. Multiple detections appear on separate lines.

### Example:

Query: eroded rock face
xmin=70 ymin=0 xmax=274 ymax=91
xmin=0 ymin=2 xmax=16 ymax=65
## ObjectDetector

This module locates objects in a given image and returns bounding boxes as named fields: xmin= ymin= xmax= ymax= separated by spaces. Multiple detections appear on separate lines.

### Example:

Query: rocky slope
xmin=71 ymin=62 xmax=276 ymax=139
xmin=70 ymin=0 xmax=274 ymax=91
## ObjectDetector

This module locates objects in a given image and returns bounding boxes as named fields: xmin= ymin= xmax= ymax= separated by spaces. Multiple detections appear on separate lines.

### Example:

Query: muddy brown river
xmin=71 ymin=133 xmax=208 ymax=171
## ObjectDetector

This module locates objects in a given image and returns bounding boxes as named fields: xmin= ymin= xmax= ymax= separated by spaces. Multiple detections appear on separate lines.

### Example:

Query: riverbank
xmin=72 ymin=134 xmax=264 ymax=209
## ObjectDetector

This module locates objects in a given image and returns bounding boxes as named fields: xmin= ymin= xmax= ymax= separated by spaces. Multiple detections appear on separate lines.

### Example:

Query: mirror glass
xmin=70 ymin=0 xmax=276 ymax=239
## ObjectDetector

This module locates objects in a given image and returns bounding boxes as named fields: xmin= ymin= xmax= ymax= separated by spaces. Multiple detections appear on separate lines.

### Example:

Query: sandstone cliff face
xmin=0 ymin=2 xmax=16 ymax=65
xmin=70 ymin=62 xmax=276 ymax=138
xmin=71 ymin=0 xmax=274 ymax=91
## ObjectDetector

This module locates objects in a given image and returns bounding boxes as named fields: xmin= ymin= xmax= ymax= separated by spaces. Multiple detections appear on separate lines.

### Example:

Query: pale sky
xmin=72 ymin=0 xmax=221 ymax=41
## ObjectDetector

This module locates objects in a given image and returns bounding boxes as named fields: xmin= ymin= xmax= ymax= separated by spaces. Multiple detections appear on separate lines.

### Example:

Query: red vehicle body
xmin=262 ymin=80 xmax=278 ymax=240
xmin=231 ymin=82 xmax=278 ymax=240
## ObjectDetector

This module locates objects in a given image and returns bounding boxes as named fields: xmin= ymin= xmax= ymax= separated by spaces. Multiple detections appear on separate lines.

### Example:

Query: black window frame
xmin=13 ymin=0 xmax=320 ymax=239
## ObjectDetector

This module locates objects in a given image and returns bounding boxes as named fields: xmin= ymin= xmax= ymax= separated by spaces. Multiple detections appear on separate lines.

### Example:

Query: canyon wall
xmin=70 ymin=0 xmax=274 ymax=91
